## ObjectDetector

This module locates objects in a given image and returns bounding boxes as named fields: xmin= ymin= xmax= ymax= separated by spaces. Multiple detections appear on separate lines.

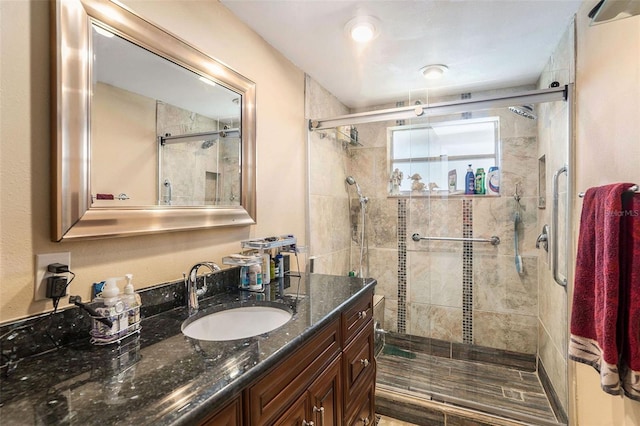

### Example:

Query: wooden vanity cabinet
xmin=199 ymin=289 xmax=375 ymax=426
xmin=200 ymin=395 xmax=242 ymax=425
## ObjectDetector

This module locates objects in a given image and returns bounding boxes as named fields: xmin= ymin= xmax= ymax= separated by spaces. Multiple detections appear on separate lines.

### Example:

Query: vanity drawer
xmin=342 ymin=319 xmax=374 ymax=410
xmin=342 ymin=289 xmax=373 ymax=346
xmin=246 ymin=317 xmax=341 ymax=425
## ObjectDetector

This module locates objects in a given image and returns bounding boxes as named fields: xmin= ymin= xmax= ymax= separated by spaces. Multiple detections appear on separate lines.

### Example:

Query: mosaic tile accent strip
xmin=462 ymin=199 xmax=473 ymax=344
xmin=461 ymin=93 xmax=472 ymax=119
xmin=397 ymin=199 xmax=407 ymax=333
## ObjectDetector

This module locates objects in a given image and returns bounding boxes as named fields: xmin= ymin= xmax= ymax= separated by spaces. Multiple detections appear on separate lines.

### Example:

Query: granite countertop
xmin=0 ymin=273 xmax=376 ymax=425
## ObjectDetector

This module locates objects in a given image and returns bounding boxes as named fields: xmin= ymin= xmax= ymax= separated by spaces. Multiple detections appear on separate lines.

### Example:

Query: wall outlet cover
xmin=35 ymin=252 xmax=71 ymax=301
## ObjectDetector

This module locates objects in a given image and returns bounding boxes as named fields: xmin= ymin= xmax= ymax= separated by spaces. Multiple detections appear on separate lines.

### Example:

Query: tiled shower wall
xmin=305 ymin=76 xmax=352 ymax=275
xmin=347 ymin=91 xmax=540 ymax=355
xmin=157 ymin=102 xmax=240 ymax=205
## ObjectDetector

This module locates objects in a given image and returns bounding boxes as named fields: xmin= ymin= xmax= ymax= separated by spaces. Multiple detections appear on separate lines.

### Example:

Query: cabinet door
xmin=345 ymin=383 xmax=375 ymax=426
xmin=274 ymin=392 xmax=311 ymax=426
xmin=200 ymin=397 xmax=242 ymax=426
xmin=308 ymin=355 xmax=342 ymax=426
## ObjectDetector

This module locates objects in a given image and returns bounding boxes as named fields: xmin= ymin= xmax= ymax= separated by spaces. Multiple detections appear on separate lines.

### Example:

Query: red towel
xmin=621 ymin=192 xmax=640 ymax=400
xmin=569 ymin=183 xmax=635 ymax=396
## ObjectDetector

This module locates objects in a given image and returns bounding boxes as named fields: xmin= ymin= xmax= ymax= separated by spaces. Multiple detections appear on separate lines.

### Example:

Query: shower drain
xmin=502 ymin=388 xmax=525 ymax=401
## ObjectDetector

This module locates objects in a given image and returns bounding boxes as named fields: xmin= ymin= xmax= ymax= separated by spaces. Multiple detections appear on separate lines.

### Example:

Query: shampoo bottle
xmin=464 ymin=165 xmax=475 ymax=194
xmin=487 ymin=166 xmax=500 ymax=195
xmin=475 ymin=168 xmax=486 ymax=195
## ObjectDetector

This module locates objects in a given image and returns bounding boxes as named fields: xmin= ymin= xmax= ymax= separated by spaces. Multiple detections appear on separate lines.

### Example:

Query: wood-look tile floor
xmin=376 ymin=346 xmax=559 ymax=425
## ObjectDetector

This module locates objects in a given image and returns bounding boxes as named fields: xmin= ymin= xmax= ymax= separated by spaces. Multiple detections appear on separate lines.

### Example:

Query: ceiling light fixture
xmin=420 ymin=64 xmax=448 ymax=80
xmin=345 ymin=16 xmax=379 ymax=43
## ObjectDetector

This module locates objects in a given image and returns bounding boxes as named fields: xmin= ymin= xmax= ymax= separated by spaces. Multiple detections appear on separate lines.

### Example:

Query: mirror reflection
xmin=90 ymin=23 xmax=242 ymax=207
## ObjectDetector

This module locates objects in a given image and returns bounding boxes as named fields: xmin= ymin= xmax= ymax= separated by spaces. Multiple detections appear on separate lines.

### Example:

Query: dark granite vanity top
xmin=0 ymin=273 xmax=376 ymax=425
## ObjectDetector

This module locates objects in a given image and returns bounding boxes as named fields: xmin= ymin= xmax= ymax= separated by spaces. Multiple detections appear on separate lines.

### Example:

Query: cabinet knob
xmin=360 ymin=358 xmax=370 ymax=367
xmin=302 ymin=421 xmax=314 ymax=426
xmin=313 ymin=406 xmax=325 ymax=425
xmin=358 ymin=310 xmax=367 ymax=319
xmin=361 ymin=417 xmax=370 ymax=425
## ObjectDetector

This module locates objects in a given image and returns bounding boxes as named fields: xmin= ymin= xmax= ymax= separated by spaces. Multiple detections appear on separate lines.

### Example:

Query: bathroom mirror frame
xmin=51 ymin=0 xmax=256 ymax=241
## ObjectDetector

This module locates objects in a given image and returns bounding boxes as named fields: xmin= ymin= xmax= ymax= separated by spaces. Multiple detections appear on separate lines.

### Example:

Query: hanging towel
xmin=569 ymin=183 xmax=635 ymax=396
xmin=621 ymin=191 xmax=640 ymax=400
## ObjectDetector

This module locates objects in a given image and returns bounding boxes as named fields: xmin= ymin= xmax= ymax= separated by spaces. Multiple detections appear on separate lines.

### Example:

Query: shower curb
xmin=376 ymin=386 xmax=563 ymax=426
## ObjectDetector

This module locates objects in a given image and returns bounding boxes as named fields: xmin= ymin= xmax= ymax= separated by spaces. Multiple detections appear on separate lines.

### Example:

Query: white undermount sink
xmin=182 ymin=305 xmax=293 ymax=341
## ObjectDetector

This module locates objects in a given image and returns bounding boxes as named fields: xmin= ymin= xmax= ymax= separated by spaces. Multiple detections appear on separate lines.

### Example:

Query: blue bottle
xmin=465 ymin=164 xmax=475 ymax=194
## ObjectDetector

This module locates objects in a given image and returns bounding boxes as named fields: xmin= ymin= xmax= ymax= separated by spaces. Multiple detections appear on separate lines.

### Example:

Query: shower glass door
xmin=305 ymin=76 xmax=571 ymax=424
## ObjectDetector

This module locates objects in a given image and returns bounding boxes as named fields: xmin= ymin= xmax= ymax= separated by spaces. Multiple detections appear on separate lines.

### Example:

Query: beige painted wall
xmin=573 ymin=2 xmax=640 ymax=424
xmin=0 ymin=0 xmax=306 ymax=322
xmin=92 ymin=83 xmax=157 ymax=206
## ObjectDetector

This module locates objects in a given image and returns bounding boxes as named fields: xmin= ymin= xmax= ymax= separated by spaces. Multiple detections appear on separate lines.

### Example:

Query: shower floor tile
xmin=376 ymin=346 xmax=560 ymax=425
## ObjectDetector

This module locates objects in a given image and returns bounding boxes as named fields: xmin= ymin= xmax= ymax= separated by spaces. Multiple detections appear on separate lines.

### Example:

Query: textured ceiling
xmin=221 ymin=0 xmax=583 ymax=108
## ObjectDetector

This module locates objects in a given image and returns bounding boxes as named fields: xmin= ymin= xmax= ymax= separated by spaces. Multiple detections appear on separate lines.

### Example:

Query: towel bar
xmin=411 ymin=233 xmax=500 ymax=245
xmin=578 ymin=185 xmax=639 ymax=198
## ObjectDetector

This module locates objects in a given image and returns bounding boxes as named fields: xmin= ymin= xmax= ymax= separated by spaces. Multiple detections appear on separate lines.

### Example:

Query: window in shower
xmin=387 ymin=117 xmax=500 ymax=194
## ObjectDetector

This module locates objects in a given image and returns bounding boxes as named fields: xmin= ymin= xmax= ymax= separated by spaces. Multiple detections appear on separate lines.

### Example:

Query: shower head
xmin=201 ymin=139 xmax=217 ymax=149
xmin=345 ymin=176 xmax=368 ymax=204
xmin=508 ymin=104 xmax=537 ymax=120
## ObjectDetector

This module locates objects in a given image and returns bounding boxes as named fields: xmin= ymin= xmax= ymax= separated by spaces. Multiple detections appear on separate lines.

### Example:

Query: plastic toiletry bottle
xmin=274 ymin=253 xmax=283 ymax=278
xmin=262 ymin=253 xmax=271 ymax=284
xmin=248 ymin=263 xmax=263 ymax=292
xmin=448 ymin=169 xmax=457 ymax=192
xmin=123 ymin=274 xmax=141 ymax=325
xmin=240 ymin=266 xmax=250 ymax=289
xmin=464 ymin=164 xmax=475 ymax=194
xmin=270 ymin=258 xmax=276 ymax=280
xmin=475 ymin=168 xmax=486 ymax=195
xmin=100 ymin=277 xmax=126 ymax=337
xmin=487 ymin=166 xmax=500 ymax=195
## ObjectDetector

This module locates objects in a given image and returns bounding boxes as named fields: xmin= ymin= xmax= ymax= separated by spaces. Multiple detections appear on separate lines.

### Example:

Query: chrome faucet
xmin=184 ymin=262 xmax=221 ymax=315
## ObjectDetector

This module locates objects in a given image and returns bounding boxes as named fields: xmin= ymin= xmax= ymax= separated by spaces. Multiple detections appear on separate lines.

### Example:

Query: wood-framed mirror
xmin=51 ymin=0 xmax=256 ymax=241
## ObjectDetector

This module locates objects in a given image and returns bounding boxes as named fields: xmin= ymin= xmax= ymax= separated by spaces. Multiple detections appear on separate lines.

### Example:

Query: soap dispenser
xmin=102 ymin=277 xmax=127 ymax=336
xmin=123 ymin=274 xmax=141 ymax=325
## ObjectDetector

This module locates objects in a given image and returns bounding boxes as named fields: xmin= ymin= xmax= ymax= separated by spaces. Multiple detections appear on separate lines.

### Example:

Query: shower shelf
xmin=335 ymin=127 xmax=363 ymax=147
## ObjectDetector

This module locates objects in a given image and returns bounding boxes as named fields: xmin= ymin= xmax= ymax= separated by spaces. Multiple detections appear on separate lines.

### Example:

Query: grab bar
xmin=411 ymin=233 xmax=500 ymax=246
xmin=552 ymin=165 xmax=568 ymax=287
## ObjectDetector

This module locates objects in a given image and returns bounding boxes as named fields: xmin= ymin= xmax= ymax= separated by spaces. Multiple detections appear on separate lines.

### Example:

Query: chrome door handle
xmin=552 ymin=166 xmax=567 ymax=287
xmin=536 ymin=224 xmax=549 ymax=252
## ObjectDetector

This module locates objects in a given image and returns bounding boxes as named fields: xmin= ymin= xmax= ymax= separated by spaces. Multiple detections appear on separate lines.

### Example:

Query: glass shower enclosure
xmin=306 ymin=81 xmax=572 ymax=425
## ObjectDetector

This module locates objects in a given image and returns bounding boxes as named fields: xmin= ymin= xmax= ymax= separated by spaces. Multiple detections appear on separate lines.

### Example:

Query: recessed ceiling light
xmin=345 ymin=16 xmax=379 ymax=43
xmin=420 ymin=64 xmax=448 ymax=80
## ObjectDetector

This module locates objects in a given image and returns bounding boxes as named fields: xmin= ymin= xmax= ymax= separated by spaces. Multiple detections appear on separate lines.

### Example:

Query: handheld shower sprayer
xmin=346 ymin=176 xmax=368 ymax=204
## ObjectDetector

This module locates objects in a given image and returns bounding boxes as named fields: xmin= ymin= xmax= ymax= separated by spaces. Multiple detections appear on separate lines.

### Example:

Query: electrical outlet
xmin=35 ymin=253 xmax=71 ymax=301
